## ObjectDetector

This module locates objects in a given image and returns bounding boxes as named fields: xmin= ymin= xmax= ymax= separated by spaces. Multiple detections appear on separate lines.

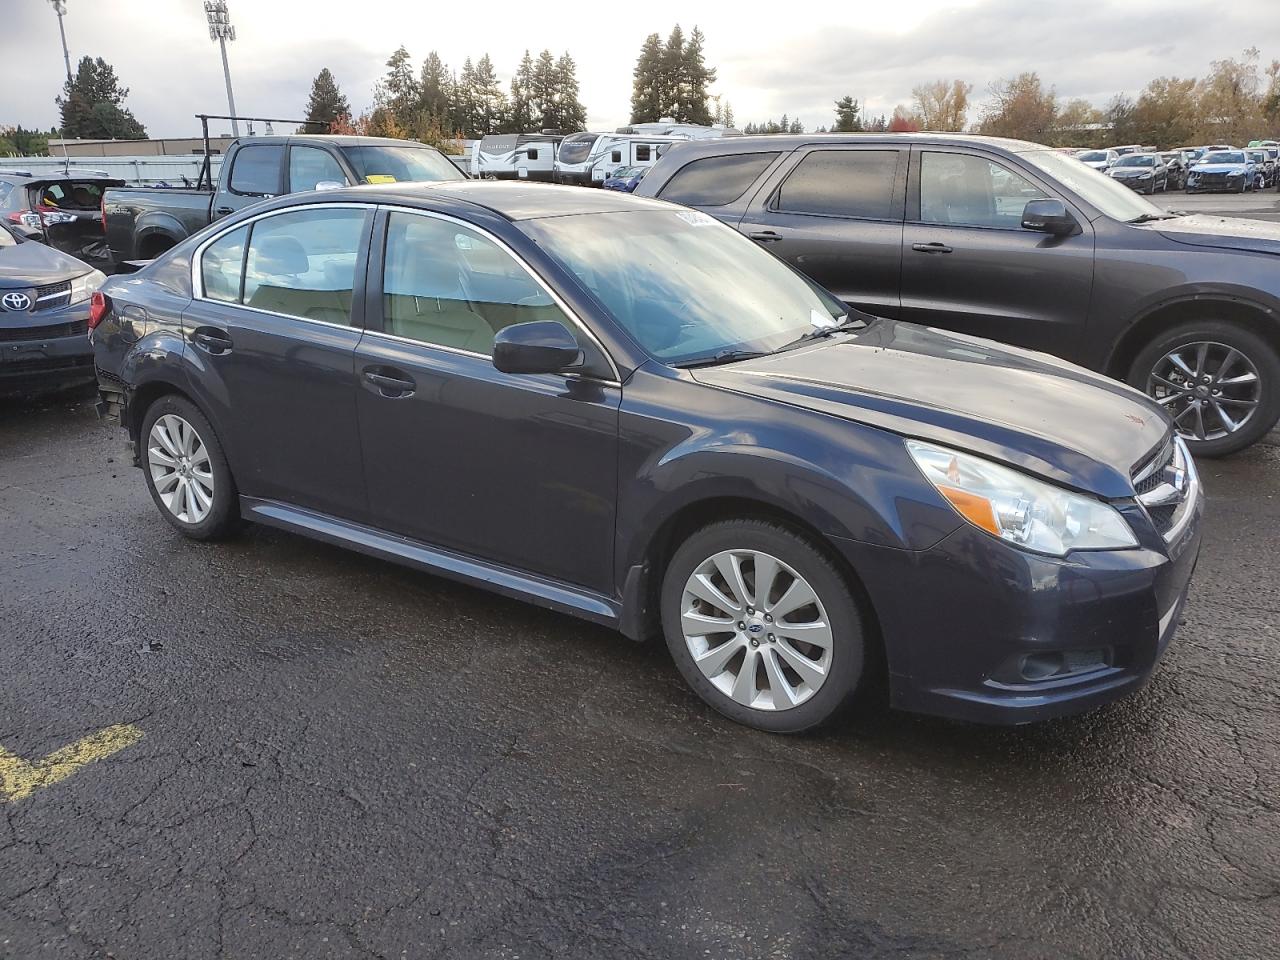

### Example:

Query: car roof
xmin=271 ymin=180 xmax=672 ymax=221
xmin=652 ymin=132 xmax=1052 ymax=161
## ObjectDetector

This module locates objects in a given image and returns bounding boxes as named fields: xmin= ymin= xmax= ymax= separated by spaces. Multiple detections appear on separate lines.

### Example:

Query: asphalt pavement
xmin=2 ymin=377 xmax=1279 ymax=960
xmin=1156 ymin=186 xmax=1280 ymax=221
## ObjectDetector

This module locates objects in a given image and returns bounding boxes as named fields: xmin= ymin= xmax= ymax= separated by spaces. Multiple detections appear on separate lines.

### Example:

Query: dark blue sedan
xmin=602 ymin=165 xmax=648 ymax=192
xmin=89 ymin=183 xmax=1202 ymax=732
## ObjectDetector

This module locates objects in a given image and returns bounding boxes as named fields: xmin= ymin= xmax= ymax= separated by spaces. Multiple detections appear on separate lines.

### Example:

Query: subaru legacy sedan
xmin=90 ymin=183 xmax=1202 ymax=732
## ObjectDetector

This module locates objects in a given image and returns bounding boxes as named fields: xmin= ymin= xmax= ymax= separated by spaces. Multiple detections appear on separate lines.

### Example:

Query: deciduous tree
xmin=977 ymin=72 xmax=1056 ymax=142
xmin=911 ymin=79 xmax=971 ymax=131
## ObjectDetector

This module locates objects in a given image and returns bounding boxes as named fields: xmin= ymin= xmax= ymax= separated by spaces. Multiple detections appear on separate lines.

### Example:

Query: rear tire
xmin=139 ymin=394 xmax=239 ymax=540
xmin=661 ymin=519 xmax=867 ymax=733
xmin=1127 ymin=320 xmax=1280 ymax=457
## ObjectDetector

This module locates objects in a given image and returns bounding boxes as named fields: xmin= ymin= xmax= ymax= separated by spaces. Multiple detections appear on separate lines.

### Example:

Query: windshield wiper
xmin=776 ymin=315 xmax=861 ymax=352
xmin=674 ymin=349 xmax=771 ymax=369
xmin=1128 ymin=213 xmax=1178 ymax=224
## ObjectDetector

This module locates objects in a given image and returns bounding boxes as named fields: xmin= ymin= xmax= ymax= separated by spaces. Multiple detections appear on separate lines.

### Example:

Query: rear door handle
xmin=213 ymin=206 xmax=235 ymax=217
xmin=191 ymin=327 xmax=233 ymax=354
xmin=747 ymin=230 xmax=783 ymax=242
xmin=911 ymin=242 xmax=953 ymax=254
xmin=363 ymin=369 xmax=416 ymax=398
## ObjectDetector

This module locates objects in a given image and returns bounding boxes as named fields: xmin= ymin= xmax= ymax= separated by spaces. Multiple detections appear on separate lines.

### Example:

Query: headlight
xmin=906 ymin=440 xmax=1138 ymax=557
xmin=1138 ymin=172 xmax=1152 ymax=179
xmin=68 ymin=269 xmax=106 ymax=305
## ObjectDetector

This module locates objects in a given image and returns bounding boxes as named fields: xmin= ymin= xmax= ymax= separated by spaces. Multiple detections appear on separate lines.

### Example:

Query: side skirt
xmin=240 ymin=497 xmax=623 ymax=629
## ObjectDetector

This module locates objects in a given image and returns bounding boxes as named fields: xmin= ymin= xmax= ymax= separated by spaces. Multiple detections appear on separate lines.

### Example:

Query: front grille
xmin=1132 ymin=437 xmax=1175 ymax=495
xmin=33 ymin=281 xmax=72 ymax=312
xmin=0 ymin=318 xmax=88 ymax=342
xmin=1132 ymin=436 xmax=1195 ymax=540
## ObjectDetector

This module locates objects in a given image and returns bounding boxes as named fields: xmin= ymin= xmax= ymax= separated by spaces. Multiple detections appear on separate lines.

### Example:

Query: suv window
xmin=229 ymin=144 xmax=284 ymax=196
xmin=201 ymin=224 xmax=248 ymax=302
xmin=289 ymin=146 xmax=347 ymax=191
xmin=919 ymin=152 xmax=1049 ymax=228
xmin=381 ymin=212 xmax=568 ymax=355
xmin=775 ymin=150 xmax=900 ymax=220
xmin=660 ymin=152 xmax=779 ymax=206
xmin=238 ymin=207 xmax=367 ymax=324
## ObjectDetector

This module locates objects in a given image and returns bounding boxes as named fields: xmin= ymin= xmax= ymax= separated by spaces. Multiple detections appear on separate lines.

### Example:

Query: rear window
xmin=659 ymin=152 xmax=779 ymax=206
xmin=229 ymin=144 xmax=284 ymax=196
xmin=774 ymin=150 xmax=900 ymax=220
xmin=35 ymin=180 xmax=108 ymax=210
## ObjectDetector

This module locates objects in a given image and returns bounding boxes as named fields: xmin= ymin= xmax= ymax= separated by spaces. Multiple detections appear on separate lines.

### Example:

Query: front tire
xmin=140 ymin=394 xmax=239 ymax=539
xmin=1128 ymin=320 xmax=1280 ymax=457
xmin=660 ymin=519 xmax=867 ymax=733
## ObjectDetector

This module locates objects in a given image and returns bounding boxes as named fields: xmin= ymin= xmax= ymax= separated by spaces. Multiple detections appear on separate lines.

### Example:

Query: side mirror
xmin=1021 ymin=198 xmax=1078 ymax=236
xmin=315 ymin=180 xmax=345 ymax=191
xmin=492 ymin=320 xmax=583 ymax=375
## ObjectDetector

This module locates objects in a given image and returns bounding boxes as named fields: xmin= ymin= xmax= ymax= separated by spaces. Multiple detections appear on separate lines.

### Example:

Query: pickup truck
xmin=103 ymin=135 xmax=464 ymax=262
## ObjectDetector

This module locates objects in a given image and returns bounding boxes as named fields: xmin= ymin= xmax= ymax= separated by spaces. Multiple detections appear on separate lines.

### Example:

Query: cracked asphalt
xmin=1 ymin=386 xmax=1278 ymax=960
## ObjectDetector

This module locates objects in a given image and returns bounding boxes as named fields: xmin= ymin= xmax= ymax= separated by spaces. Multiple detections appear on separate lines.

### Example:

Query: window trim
xmin=226 ymin=142 xmax=286 ymax=198
xmin=190 ymin=202 xmax=375 ymax=331
xmin=907 ymin=145 xmax=1069 ymax=233
xmin=366 ymin=205 xmax=622 ymax=383
xmin=765 ymin=145 xmax=907 ymax=223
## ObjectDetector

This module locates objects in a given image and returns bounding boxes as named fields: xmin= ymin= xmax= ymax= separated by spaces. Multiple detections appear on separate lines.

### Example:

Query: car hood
xmin=0 ymin=241 xmax=92 ymax=287
xmin=690 ymin=319 xmax=1171 ymax=499
xmin=1152 ymin=214 xmax=1280 ymax=255
xmin=1191 ymin=163 xmax=1249 ymax=174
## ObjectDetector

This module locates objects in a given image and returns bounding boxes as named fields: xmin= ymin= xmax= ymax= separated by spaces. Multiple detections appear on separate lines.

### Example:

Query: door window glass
xmin=289 ymin=146 xmax=347 ymax=191
xmin=660 ymin=152 xmax=779 ymax=206
xmin=229 ymin=144 xmax=284 ymax=196
xmin=919 ymin=152 xmax=1049 ymax=228
xmin=381 ymin=212 xmax=568 ymax=355
xmin=775 ymin=150 xmax=900 ymax=220
xmin=201 ymin=224 xmax=248 ymax=302
xmin=635 ymin=144 xmax=651 ymax=162
xmin=240 ymin=207 xmax=367 ymax=324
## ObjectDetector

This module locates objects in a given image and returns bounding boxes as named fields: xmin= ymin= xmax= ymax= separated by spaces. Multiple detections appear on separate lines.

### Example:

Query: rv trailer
xmin=470 ymin=132 xmax=564 ymax=181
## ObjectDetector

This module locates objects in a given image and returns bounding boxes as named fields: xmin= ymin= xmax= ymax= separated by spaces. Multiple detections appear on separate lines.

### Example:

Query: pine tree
xmin=833 ymin=96 xmax=861 ymax=132
xmin=418 ymin=52 xmax=452 ymax=124
xmin=56 ymin=56 xmax=146 ymax=140
xmin=509 ymin=50 xmax=536 ymax=132
xmin=470 ymin=55 xmax=508 ymax=136
xmin=553 ymin=53 xmax=587 ymax=132
xmin=375 ymin=46 xmax=420 ymax=130
xmin=661 ymin=25 xmax=686 ymax=119
xmin=531 ymin=50 xmax=558 ymax=129
xmin=303 ymin=68 xmax=350 ymax=131
xmin=451 ymin=58 xmax=478 ymax=138
xmin=680 ymin=27 xmax=717 ymax=124
xmin=630 ymin=33 xmax=665 ymax=123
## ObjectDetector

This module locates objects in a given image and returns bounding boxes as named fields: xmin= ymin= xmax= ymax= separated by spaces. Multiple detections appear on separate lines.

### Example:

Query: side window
xmin=526 ymin=147 xmax=538 ymax=161
xmin=201 ymin=224 xmax=248 ymax=303
xmin=775 ymin=150 xmax=900 ymax=220
xmin=0 ymin=182 xmax=12 ymax=205
xmin=228 ymin=145 xmax=284 ymax=197
xmin=611 ymin=149 xmax=622 ymax=163
xmin=381 ymin=212 xmax=569 ymax=356
xmin=919 ymin=152 xmax=1049 ymax=229
xmin=288 ymin=146 xmax=347 ymax=191
xmin=240 ymin=207 xmax=367 ymax=325
xmin=635 ymin=144 xmax=651 ymax=162
xmin=660 ymin=152 xmax=780 ymax=206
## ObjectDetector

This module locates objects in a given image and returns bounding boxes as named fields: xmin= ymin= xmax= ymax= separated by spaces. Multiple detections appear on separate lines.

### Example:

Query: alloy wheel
xmin=680 ymin=549 xmax=833 ymax=711
xmin=148 ymin=414 xmax=215 ymax=524
xmin=1147 ymin=341 xmax=1261 ymax=442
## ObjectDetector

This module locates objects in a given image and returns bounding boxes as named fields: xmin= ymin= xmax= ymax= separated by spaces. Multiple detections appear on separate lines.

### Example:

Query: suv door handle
xmin=747 ymin=230 xmax=783 ymax=242
xmin=213 ymin=206 xmax=235 ymax=216
xmin=191 ymin=327 xmax=233 ymax=354
xmin=363 ymin=369 xmax=416 ymax=398
xmin=911 ymin=242 xmax=953 ymax=254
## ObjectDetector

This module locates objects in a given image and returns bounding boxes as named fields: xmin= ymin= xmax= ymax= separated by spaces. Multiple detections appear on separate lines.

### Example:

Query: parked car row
xmin=1074 ymin=143 xmax=1280 ymax=192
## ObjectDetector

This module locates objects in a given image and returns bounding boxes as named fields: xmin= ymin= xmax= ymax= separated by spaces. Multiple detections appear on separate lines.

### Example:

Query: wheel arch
xmin=127 ymin=378 xmax=199 ymax=449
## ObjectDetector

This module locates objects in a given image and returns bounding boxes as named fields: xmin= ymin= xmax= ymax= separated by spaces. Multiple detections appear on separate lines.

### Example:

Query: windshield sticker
xmin=674 ymin=210 xmax=716 ymax=227
xmin=364 ymin=174 xmax=397 ymax=184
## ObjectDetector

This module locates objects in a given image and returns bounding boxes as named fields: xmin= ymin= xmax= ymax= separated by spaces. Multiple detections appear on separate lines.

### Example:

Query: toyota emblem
xmin=1 ymin=291 xmax=32 ymax=312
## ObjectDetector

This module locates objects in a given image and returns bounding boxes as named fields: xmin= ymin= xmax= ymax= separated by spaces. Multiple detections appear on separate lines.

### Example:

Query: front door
xmin=353 ymin=209 xmax=620 ymax=594
xmin=736 ymin=144 xmax=907 ymax=318
xmin=183 ymin=203 xmax=373 ymax=520
xmin=213 ymin=142 xmax=284 ymax=222
xmin=899 ymin=147 xmax=1095 ymax=362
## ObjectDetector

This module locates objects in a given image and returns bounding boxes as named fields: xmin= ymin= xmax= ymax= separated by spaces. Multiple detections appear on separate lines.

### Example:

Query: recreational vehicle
xmin=552 ymin=133 xmax=689 ymax=186
xmin=470 ymin=133 xmax=563 ymax=181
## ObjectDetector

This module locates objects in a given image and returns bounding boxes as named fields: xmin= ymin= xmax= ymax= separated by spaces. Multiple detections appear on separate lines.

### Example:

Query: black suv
xmin=636 ymin=134 xmax=1280 ymax=456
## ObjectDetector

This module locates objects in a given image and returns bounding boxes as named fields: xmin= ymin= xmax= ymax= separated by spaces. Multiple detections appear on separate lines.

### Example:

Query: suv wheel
xmin=140 ymin=395 xmax=239 ymax=539
xmin=1128 ymin=320 xmax=1280 ymax=457
xmin=660 ymin=519 xmax=866 ymax=733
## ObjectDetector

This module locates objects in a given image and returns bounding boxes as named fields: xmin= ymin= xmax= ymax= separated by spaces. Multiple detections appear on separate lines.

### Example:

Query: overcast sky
xmin=0 ymin=0 xmax=1273 ymax=138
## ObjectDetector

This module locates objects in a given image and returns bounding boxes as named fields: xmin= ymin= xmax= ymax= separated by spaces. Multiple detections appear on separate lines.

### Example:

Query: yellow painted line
xmin=0 ymin=723 xmax=144 ymax=802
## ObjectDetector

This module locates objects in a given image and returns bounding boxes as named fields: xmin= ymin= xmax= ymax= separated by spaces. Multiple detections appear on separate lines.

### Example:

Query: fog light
xmin=1020 ymin=652 xmax=1064 ymax=681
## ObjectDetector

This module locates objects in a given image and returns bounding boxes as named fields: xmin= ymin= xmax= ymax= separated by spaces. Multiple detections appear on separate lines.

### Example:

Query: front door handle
xmin=191 ymin=327 xmax=233 ymax=354
xmin=363 ymin=369 xmax=416 ymax=398
xmin=911 ymin=242 xmax=953 ymax=254
xmin=747 ymin=230 xmax=783 ymax=242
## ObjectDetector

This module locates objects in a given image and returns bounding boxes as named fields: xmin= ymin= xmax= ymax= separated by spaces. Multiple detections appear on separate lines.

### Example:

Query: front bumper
xmin=1112 ymin=176 xmax=1155 ymax=192
xmin=0 ymin=301 xmax=95 ymax=395
xmin=836 ymin=486 xmax=1204 ymax=725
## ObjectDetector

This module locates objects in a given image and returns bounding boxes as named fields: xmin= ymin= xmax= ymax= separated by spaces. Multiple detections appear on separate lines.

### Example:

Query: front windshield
xmin=1021 ymin=149 xmax=1163 ymax=222
xmin=343 ymin=145 xmax=462 ymax=184
xmin=1201 ymin=151 xmax=1246 ymax=164
xmin=1116 ymin=155 xmax=1154 ymax=167
xmin=0 ymin=224 xmax=17 ymax=249
xmin=1248 ymin=151 xmax=1266 ymax=162
xmin=520 ymin=209 xmax=845 ymax=365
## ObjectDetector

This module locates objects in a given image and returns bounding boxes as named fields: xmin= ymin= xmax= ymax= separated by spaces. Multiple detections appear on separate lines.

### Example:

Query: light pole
xmin=48 ymin=0 xmax=72 ymax=86
xmin=204 ymin=1 xmax=240 ymax=137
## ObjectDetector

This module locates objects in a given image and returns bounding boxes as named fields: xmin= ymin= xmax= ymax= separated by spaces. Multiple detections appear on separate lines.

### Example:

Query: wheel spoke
xmin=774 ymin=639 xmax=827 ymax=688
xmin=190 ymin=478 xmax=213 ymax=512
xmin=1168 ymin=352 xmax=1196 ymax=379
xmin=713 ymin=553 xmax=751 ymax=610
xmin=1217 ymin=347 xmax=1241 ymax=378
xmin=1194 ymin=342 xmax=1208 ymax=376
xmin=730 ymin=648 xmax=759 ymax=705
xmin=153 ymin=470 xmax=180 ymax=494
xmin=681 ymin=609 xmax=737 ymax=637
xmin=183 ymin=479 xmax=199 ymax=521
xmin=164 ymin=478 xmax=184 ymax=514
xmin=154 ymin=420 xmax=182 ymax=458
xmin=693 ymin=637 xmax=743 ymax=678
xmin=768 ymin=577 xmax=818 ymax=619
xmin=761 ymin=648 xmax=796 ymax=709
xmin=180 ymin=420 xmax=196 ymax=456
xmin=752 ymin=552 xmax=779 ymax=610
xmin=775 ymin=619 xmax=833 ymax=650
xmin=1215 ymin=396 xmax=1258 ymax=407
xmin=1212 ymin=401 xmax=1238 ymax=432
xmin=148 ymin=446 xmax=178 ymax=468
xmin=1193 ymin=401 xmax=1206 ymax=440
xmin=1151 ymin=374 xmax=1186 ymax=394
xmin=686 ymin=573 xmax=741 ymax=615
xmin=1217 ymin=371 xmax=1257 ymax=386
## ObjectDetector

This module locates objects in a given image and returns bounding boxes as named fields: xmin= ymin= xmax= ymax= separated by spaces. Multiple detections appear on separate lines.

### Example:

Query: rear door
xmin=735 ymin=144 xmax=907 ymax=317
xmin=183 ymin=203 xmax=373 ymax=520
xmin=899 ymin=146 xmax=1094 ymax=361
xmin=214 ymin=143 xmax=284 ymax=221
xmin=651 ymin=150 xmax=785 ymax=228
